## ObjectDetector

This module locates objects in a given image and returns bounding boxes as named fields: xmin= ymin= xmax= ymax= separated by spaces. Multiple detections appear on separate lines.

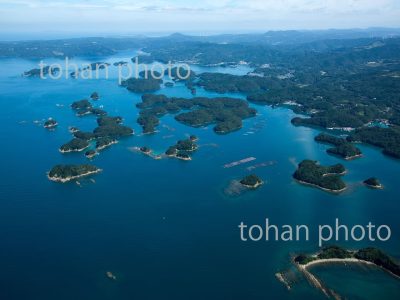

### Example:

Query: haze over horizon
xmin=1 ymin=0 xmax=400 ymax=40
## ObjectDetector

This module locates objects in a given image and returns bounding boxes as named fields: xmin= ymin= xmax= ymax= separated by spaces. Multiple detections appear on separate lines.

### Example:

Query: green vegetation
xmin=293 ymin=160 xmax=346 ymax=192
xmin=137 ymin=114 xmax=160 ymax=134
xmin=120 ymin=77 xmax=162 ymax=93
xmin=44 ymin=119 xmax=57 ymax=129
xmin=139 ymin=146 xmax=151 ymax=154
xmin=318 ymin=246 xmax=352 ymax=259
xmin=83 ymin=62 xmax=110 ymax=71
xmin=176 ymin=139 xmax=197 ymax=151
xmin=97 ymin=116 xmax=123 ymax=126
xmin=363 ymin=177 xmax=383 ymax=189
xmin=294 ymin=254 xmax=316 ymax=265
xmin=198 ymin=73 xmax=269 ymax=94
xmin=96 ymin=137 xmax=117 ymax=150
xmin=71 ymin=99 xmax=92 ymax=111
xmin=165 ymin=146 xmax=178 ymax=156
xmin=85 ymin=150 xmax=97 ymax=159
xmin=73 ymin=131 xmax=95 ymax=141
xmin=60 ymin=138 xmax=89 ymax=153
xmin=139 ymin=70 xmax=162 ymax=79
xmin=175 ymin=151 xmax=191 ymax=160
xmin=48 ymin=164 xmax=100 ymax=182
xmin=23 ymin=66 xmax=59 ymax=77
xmin=295 ymin=246 xmax=400 ymax=276
xmin=93 ymin=124 xmax=133 ymax=139
xmin=315 ymin=133 xmax=362 ymax=159
xmin=90 ymin=92 xmax=99 ymax=100
xmin=240 ymin=174 xmax=263 ymax=188
xmin=135 ymin=94 xmax=256 ymax=134
xmin=71 ymin=99 xmax=106 ymax=117
xmin=113 ymin=61 xmax=127 ymax=66
xmin=355 ymin=248 xmax=400 ymax=277
xmin=165 ymin=138 xmax=198 ymax=160
xmin=166 ymin=67 xmax=195 ymax=81
xmin=347 ymin=127 xmax=400 ymax=159
xmin=327 ymin=143 xmax=362 ymax=159
xmin=315 ymin=133 xmax=346 ymax=146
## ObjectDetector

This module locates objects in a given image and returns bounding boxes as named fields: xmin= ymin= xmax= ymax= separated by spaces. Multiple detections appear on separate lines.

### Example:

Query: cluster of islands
xmin=46 ymin=92 xmax=135 ymax=182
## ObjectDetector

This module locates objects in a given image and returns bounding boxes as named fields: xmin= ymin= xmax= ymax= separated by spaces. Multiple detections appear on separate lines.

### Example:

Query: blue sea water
xmin=0 ymin=53 xmax=399 ymax=300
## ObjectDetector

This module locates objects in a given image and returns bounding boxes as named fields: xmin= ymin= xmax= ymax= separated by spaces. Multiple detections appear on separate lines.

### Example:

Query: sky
xmin=0 ymin=0 xmax=400 ymax=38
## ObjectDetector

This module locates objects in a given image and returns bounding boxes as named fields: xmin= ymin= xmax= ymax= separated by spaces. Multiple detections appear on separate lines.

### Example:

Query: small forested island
xmin=85 ymin=150 xmax=98 ymax=159
xmin=139 ymin=146 xmax=151 ymax=154
xmin=43 ymin=118 xmax=58 ymax=129
xmin=71 ymin=99 xmax=107 ymax=117
xmin=189 ymin=135 xmax=198 ymax=142
xmin=239 ymin=174 xmax=263 ymax=189
xmin=165 ymin=138 xmax=198 ymax=160
xmin=68 ymin=126 xmax=79 ymax=133
xmin=135 ymin=94 xmax=256 ymax=134
xmin=120 ymin=77 xmax=162 ymax=93
xmin=60 ymin=138 xmax=89 ymax=153
xmin=47 ymin=164 xmax=101 ymax=183
xmin=96 ymin=137 xmax=117 ymax=150
xmin=315 ymin=133 xmax=362 ymax=159
xmin=293 ymin=160 xmax=346 ymax=192
xmin=364 ymin=177 xmax=383 ymax=189
xmin=90 ymin=92 xmax=99 ymax=100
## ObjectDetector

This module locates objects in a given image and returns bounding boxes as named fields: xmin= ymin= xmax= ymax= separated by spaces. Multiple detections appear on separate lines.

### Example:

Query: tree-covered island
xmin=85 ymin=150 xmax=98 ymax=159
xmin=240 ymin=174 xmax=263 ymax=188
xmin=90 ymin=92 xmax=99 ymax=100
xmin=293 ymin=160 xmax=346 ymax=192
xmin=71 ymin=99 xmax=107 ymax=117
xmin=135 ymin=94 xmax=256 ymax=134
xmin=165 ymin=137 xmax=198 ymax=160
xmin=315 ymin=133 xmax=362 ymax=160
xmin=363 ymin=177 xmax=383 ymax=189
xmin=59 ymin=138 xmax=89 ymax=153
xmin=44 ymin=118 xmax=58 ymax=129
xmin=47 ymin=164 xmax=101 ymax=183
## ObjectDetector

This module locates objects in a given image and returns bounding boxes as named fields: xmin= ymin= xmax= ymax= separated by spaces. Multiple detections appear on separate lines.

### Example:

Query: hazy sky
xmin=1 ymin=0 xmax=400 ymax=37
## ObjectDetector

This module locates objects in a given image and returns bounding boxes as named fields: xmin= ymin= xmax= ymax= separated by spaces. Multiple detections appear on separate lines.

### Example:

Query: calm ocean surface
xmin=0 ymin=52 xmax=399 ymax=299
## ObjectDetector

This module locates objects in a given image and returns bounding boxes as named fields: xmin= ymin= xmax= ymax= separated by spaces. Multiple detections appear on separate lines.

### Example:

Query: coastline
xmin=47 ymin=169 xmax=102 ymax=183
xmin=241 ymin=181 xmax=263 ymax=189
xmin=295 ymin=179 xmax=347 ymax=193
xmin=96 ymin=140 xmax=118 ymax=151
xmin=59 ymin=146 xmax=89 ymax=153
